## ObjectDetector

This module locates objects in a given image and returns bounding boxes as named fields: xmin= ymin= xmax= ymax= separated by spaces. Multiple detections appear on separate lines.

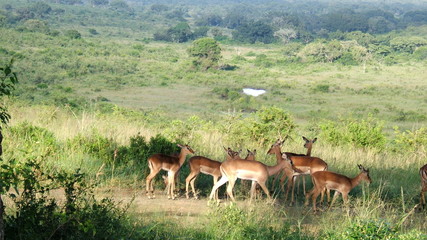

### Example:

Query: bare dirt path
xmin=96 ymin=188 xmax=214 ymax=225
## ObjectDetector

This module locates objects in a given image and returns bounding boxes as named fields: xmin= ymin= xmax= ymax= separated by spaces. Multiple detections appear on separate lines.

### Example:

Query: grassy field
xmin=1 ymin=2 xmax=427 ymax=237
xmin=3 ymin=100 xmax=427 ymax=238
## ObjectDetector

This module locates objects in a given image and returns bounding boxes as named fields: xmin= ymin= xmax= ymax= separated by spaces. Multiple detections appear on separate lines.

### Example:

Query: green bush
xmin=116 ymin=134 xmax=178 ymax=175
xmin=5 ymin=159 xmax=137 ymax=240
xmin=393 ymin=127 xmax=427 ymax=152
xmin=64 ymin=29 xmax=82 ymax=39
xmin=413 ymin=46 xmax=427 ymax=60
xmin=223 ymin=106 xmax=296 ymax=146
xmin=187 ymin=37 xmax=222 ymax=70
xmin=343 ymin=220 xmax=397 ymax=239
xmin=319 ymin=117 xmax=386 ymax=149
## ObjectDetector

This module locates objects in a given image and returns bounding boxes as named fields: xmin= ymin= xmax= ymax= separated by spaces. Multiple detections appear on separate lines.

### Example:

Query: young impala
xmin=305 ymin=164 xmax=371 ymax=211
xmin=146 ymin=144 xmax=195 ymax=200
xmin=185 ymin=155 xmax=222 ymax=200
xmin=420 ymin=164 xmax=427 ymax=208
xmin=209 ymin=152 xmax=294 ymax=202
xmin=267 ymin=137 xmax=327 ymax=205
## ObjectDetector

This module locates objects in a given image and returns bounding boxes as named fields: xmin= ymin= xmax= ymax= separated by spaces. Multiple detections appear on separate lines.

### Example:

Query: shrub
xmin=223 ymin=106 xmax=296 ymax=146
xmin=5 ymin=159 xmax=137 ymax=240
xmin=319 ymin=117 xmax=386 ymax=149
xmin=187 ymin=37 xmax=222 ymax=70
xmin=343 ymin=220 xmax=397 ymax=239
xmin=393 ymin=127 xmax=427 ymax=152
xmin=116 ymin=134 xmax=178 ymax=175
xmin=163 ymin=116 xmax=204 ymax=144
xmin=64 ymin=29 xmax=81 ymax=39
xmin=413 ymin=46 xmax=427 ymax=60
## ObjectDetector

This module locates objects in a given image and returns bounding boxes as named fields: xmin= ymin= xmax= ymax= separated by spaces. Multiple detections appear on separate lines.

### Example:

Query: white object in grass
xmin=242 ymin=88 xmax=266 ymax=97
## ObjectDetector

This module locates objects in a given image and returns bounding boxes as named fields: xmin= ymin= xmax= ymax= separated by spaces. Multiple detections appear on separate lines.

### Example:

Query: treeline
xmin=1 ymin=0 xmax=427 ymax=44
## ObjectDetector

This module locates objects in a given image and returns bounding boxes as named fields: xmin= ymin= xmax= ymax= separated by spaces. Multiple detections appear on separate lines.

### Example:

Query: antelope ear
xmin=253 ymin=149 xmax=256 ymax=154
xmin=247 ymin=149 xmax=250 ymax=153
xmin=302 ymin=136 xmax=309 ymax=142
xmin=177 ymin=144 xmax=184 ymax=148
xmin=357 ymin=164 xmax=363 ymax=170
xmin=313 ymin=137 xmax=318 ymax=143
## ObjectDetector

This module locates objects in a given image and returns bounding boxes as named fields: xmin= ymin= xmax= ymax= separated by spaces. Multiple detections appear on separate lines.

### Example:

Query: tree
xmin=167 ymin=22 xmax=193 ymax=43
xmin=0 ymin=59 xmax=19 ymax=240
xmin=187 ymin=38 xmax=222 ymax=70
xmin=233 ymin=21 xmax=274 ymax=44
xmin=390 ymin=36 xmax=427 ymax=54
xmin=274 ymin=28 xmax=297 ymax=44
xmin=91 ymin=0 xmax=109 ymax=7
xmin=195 ymin=14 xmax=223 ymax=27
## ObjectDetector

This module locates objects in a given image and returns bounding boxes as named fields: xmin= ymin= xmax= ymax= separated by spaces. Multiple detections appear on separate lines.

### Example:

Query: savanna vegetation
xmin=0 ymin=0 xmax=427 ymax=239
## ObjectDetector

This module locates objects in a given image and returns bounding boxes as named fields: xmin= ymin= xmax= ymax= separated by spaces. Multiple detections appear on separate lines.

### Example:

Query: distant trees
xmin=187 ymin=38 xmax=221 ymax=70
xmin=274 ymin=28 xmax=297 ymax=44
xmin=233 ymin=21 xmax=274 ymax=44
xmin=403 ymin=11 xmax=427 ymax=26
xmin=195 ymin=14 xmax=223 ymax=27
xmin=389 ymin=37 xmax=427 ymax=54
xmin=154 ymin=22 xmax=209 ymax=43
xmin=90 ymin=0 xmax=109 ymax=7
xmin=297 ymin=40 xmax=370 ymax=65
xmin=321 ymin=10 xmax=369 ymax=33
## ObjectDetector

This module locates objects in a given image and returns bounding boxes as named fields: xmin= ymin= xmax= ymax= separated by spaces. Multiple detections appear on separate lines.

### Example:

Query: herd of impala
xmin=145 ymin=138 xmax=427 ymax=211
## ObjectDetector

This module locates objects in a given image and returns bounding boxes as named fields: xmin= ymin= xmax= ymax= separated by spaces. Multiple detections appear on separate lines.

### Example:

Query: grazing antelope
xmin=209 ymin=152 xmax=294 ymax=202
xmin=305 ymin=164 xmax=371 ymax=211
xmin=267 ymin=137 xmax=326 ymax=205
xmin=420 ymin=164 xmax=427 ymax=208
xmin=146 ymin=144 xmax=195 ymax=199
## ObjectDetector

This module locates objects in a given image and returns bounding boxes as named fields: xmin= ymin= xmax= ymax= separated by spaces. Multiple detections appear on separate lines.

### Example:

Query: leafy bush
xmin=393 ymin=127 xmax=427 ymax=152
xmin=223 ymin=106 xmax=296 ymax=146
xmin=311 ymin=83 xmax=331 ymax=93
xmin=319 ymin=117 xmax=386 ymax=149
xmin=163 ymin=116 xmax=204 ymax=144
xmin=343 ymin=220 xmax=397 ymax=239
xmin=116 ymin=134 xmax=178 ymax=175
xmin=5 ymin=159 xmax=137 ymax=240
xmin=413 ymin=46 xmax=427 ymax=60
xmin=64 ymin=29 xmax=82 ymax=39
xmin=187 ymin=37 xmax=222 ymax=70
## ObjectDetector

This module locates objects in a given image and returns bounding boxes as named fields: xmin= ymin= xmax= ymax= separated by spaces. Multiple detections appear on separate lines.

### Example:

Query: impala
xmin=420 ymin=164 xmax=427 ymax=208
xmin=209 ymin=152 xmax=294 ymax=202
xmin=185 ymin=155 xmax=222 ymax=200
xmin=146 ymin=144 xmax=195 ymax=199
xmin=267 ymin=137 xmax=326 ymax=205
xmin=184 ymin=147 xmax=253 ymax=200
xmin=305 ymin=164 xmax=371 ymax=211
